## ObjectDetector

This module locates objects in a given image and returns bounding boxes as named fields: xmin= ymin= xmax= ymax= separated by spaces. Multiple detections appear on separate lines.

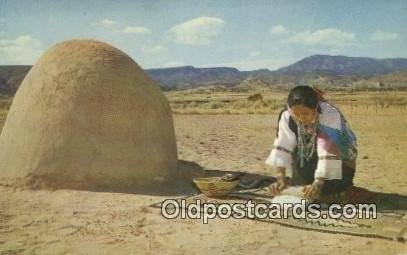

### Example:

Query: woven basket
xmin=193 ymin=177 xmax=239 ymax=197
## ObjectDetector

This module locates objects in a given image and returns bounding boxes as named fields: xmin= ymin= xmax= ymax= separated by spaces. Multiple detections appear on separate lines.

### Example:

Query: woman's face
xmin=290 ymin=105 xmax=317 ymax=125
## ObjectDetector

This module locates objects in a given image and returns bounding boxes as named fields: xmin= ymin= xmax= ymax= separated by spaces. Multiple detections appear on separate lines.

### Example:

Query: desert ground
xmin=0 ymin=90 xmax=406 ymax=254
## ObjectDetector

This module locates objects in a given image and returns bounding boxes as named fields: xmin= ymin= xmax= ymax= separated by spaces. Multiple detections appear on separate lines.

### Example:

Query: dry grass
xmin=0 ymin=91 xmax=405 ymax=124
xmin=166 ymin=90 xmax=407 ymax=115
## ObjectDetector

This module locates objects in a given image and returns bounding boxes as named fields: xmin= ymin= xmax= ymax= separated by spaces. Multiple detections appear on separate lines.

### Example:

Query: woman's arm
xmin=266 ymin=110 xmax=297 ymax=195
xmin=265 ymin=110 xmax=297 ymax=177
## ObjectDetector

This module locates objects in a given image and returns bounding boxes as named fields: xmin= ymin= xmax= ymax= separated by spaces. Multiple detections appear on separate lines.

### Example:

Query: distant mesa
xmin=146 ymin=65 xmax=242 ymax=89
xmin=1 ymin=55 xmax=407 ymax=93
xmin=0 ymin=39 xmax=184 ymax=193
xmin=277 ymin=55 xmax=407 ymax=75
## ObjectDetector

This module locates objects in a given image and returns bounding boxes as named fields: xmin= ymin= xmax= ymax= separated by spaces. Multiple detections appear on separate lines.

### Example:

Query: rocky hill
xmin=277 ymin=55 xmax=407 ymax=76
xmin=235 ymin=77 xmax=272 ymax=91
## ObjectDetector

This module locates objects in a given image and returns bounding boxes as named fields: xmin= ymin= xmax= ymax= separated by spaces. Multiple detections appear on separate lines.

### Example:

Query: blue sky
xmin=1 ymin=0 xmax=406 ymax=70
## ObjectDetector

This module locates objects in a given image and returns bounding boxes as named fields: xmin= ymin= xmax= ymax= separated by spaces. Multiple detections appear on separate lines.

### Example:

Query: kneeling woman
xmin=266 ymin=86 xmax=357 ymax=200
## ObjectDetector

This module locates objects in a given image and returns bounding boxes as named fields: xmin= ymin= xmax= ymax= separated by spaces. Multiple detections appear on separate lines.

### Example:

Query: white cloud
xmin=123 ymin=26 xmax=150 ymax=35
xmin=140 ymin=45 xmax=166 ymax=54
xmin=270 ymin=25 xmax=288 ymax=35
xmin=168 ymin=16 xmax=225 ymax=46
xmin=285 ymin=28 xmax=356 ymax=47
xmin=100 ymin=19 xmax=118 ymax=27
xmin=249 ymin=51 xmax=261 ymax=58
xmin=0 ymin=35 xmax=43 ymax=65
xmin=371 ymin=30 xmax=398 ymax=41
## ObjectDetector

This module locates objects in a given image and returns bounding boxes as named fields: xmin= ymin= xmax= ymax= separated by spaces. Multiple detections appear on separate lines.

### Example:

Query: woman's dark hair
xmin=287 ymin=85 xmax=320 ymax=108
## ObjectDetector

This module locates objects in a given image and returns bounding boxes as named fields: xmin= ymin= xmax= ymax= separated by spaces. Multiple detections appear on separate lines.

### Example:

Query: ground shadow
xmin=373 ymin=192 xmax=407 ymax=212
xmin=95 ymin=165 xmax=407 ymax=211
xmin=1 ymin=160 xmax=205 ymax=196
xmin=7 ymin=161 xmax=407 ymax=210
xmin=83 ymin=162 xmax=277 ymax=196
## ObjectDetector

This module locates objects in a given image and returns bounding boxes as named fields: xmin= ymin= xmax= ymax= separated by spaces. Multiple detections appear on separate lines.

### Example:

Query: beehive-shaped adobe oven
xmin=0 ymin=40 xmax=179 ymax=192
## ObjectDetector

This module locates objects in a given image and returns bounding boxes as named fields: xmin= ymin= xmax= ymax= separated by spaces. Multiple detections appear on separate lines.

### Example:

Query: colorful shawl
xmin=317 ymin=108 xmax=358 ymax=161
xmin=288 ymin=102 xmax=358 ymax=163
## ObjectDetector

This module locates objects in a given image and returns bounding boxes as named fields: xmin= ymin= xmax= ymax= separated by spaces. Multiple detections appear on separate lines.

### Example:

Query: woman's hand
xmin=268 ymin=177 xmax=291 ymax=196
xmin=302 ymin=179 xmax=324 ymax=200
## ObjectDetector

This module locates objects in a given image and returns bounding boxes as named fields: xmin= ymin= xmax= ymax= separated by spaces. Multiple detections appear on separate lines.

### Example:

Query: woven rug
xmin=150 ymin=187 xmax=407 ymax=241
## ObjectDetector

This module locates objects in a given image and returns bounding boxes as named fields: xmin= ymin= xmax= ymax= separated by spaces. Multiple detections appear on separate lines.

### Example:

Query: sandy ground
xmin=1 ymin=112 xmax=407 ymax=255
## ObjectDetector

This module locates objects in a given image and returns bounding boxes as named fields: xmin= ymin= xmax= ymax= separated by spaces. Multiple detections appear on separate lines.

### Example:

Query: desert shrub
xmin=169 ymin=103 xmax=179 ymax=109
xmin=263 ymin=99 xmax=283 ymax=111
xmin=188 ymin=109 xmax=201 ymax=114
xmin=0 ymin=98 xmax=13 ymax=110
xmin=203 ymin=102 xmax=224 ymax=109
xmin=247 ymin=93 xmax=263 ymax=101
xmin=232 ymin=101 xmax=247 ymax=109
xmin=188 ymin=101 xmax=198 ymax=108
xmin=252 ymin=100 xmax=266 ymax=109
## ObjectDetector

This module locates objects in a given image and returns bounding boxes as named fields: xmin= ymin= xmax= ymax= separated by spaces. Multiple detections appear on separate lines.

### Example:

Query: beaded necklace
xmin=294 ymin=113 xmax=319 ymax=168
